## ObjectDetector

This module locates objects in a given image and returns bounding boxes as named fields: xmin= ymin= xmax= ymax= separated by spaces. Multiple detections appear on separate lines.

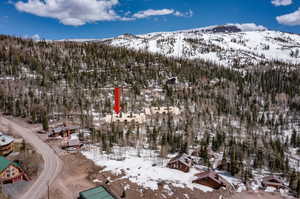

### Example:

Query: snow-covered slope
xmin=101 ymin=24 xmax=300 ymax=66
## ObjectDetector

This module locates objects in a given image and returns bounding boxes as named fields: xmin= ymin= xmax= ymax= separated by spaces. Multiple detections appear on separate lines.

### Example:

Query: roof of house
xmin=52 ymin=126 xmax=80 ymax=134
xmin=262 ymin=176 xmax=284 ymax=186
xmin=262 ymin=176 xmax=282 ymax=183
xmin=0 ymin=156 xmax=20 ymax=173
xmin=263 ymin=182 xmax=285 ymax=187
xmin=79 ymin=186 xmax=117 ymax=199
xmin=168 ymin=153 xmax=192 ymax=167
xmin=194 ymin=170 xmax=224 ymax=185
xmin=0 ymin=133 xmax=14 ymax=146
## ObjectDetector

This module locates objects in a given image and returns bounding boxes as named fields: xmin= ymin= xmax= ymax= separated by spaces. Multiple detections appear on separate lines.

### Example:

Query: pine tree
xmin=291 ymin=129 xmax=297 ymax=148
xmin=289 ymin=170 xmax=296 ymax=190
xmin=42 ymin=113 xmax=49 ymax=131
xmin=180 ymin=142 xmax=188 ymax=154
xmin=297 ymin=178 xmax=300 ymax=198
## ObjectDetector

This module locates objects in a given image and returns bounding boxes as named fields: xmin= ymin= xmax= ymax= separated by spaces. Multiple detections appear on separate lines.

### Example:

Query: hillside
xmin=100 ymin=24 xmax=300 ymax=67
xmin=1 ymin=34 xmax=300 ymax=198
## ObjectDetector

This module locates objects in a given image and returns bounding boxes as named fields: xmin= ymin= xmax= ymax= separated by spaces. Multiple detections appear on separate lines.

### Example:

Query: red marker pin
xmin=114 ymin=88 xmax=121 ymax=114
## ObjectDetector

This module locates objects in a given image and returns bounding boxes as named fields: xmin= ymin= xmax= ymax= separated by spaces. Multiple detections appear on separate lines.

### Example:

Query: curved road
xmin=0 ymin=116 xmax=62 ymax=199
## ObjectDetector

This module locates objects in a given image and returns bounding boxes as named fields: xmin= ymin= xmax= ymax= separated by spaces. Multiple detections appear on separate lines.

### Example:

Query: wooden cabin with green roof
xmin=0 ymin=156 xmax=29 ymax=184
xmin=79 ymin=186 xmax=120 ymax=199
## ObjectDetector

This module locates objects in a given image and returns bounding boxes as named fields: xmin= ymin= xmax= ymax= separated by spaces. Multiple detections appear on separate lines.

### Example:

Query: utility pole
xmin=0 ymin=180 xmax=3 ymax=196
xmin=48 ymin=180 xmax=50 ymax=199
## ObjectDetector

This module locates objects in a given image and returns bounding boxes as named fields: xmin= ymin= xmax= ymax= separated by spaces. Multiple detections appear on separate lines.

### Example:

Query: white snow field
xmin=99 ymin=24 xmax=300 ymax=67
xmin=82 ymin=146 xmax=214 ymax=192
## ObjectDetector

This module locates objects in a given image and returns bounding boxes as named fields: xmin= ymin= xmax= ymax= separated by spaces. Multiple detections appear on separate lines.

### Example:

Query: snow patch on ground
xmin=265 ymin=186 xmax=276 ymax=192
xmin=82 ymin=146 xmax=213 ymax=192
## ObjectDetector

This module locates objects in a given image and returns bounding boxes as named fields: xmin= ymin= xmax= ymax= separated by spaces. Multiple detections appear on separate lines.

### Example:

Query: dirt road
xmin=0 ymin=116 xmax=62 ymax=199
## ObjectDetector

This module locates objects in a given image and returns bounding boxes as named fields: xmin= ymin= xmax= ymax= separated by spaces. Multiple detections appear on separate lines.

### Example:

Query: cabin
xmin=0 ymin=133 xmax=14 ymax=156
xmin=192 ymin=170 xmax=225 ymax=189
xmin=0 ymin=156 xmax=29 ymax=184
xmin=62 ymin=138 xmax=83 ymax=150
xmin=78 ymin=186 xmax=120 ymax=199
xmin=167 ymin=153 xmax=193 ymax=173
xmin=261 ymin=176 xmax=285 ymax=189
xmin=49 ymin=125 xmax=80 ymax=138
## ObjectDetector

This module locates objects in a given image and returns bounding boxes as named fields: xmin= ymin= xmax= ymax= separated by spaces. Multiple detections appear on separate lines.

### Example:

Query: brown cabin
xmin=262 ymin=176 xmax=285 ymax=189
xmin=192 ymin=170 xmax=225 ymax=189
xmin=167 ymin=153 xmax=193 ymax=173
xmin=0 ymin=156 xmax=30 ymax=184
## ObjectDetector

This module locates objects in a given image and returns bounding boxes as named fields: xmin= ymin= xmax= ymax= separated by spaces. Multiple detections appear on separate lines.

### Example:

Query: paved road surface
xmin=0 ymin=116 xmax=62 ymax=199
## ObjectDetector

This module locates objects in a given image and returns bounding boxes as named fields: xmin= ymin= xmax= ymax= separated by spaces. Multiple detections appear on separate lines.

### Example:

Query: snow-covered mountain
xmin=100 ymin=24 xmax=300 ymax=67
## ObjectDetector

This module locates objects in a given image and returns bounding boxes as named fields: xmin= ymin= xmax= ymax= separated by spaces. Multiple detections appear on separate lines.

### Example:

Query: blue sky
xmin=1 ymin=0 xmax=300 ymax=40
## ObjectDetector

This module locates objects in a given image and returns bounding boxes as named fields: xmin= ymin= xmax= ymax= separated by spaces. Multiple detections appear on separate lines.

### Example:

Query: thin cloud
xmin=133 ymin=9 xmax=175 ymax=19
xmin=271 ymin=0 xmax=292 ymax=6
xmin=174 ymin=10 xmax=193 ymax=17
xmin=276 ymin=8 xmax=300 ymax=25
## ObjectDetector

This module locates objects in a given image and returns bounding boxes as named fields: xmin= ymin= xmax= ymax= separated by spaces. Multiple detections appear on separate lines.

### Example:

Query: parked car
xmin=37 ymin=130 xmax=47 ymax=134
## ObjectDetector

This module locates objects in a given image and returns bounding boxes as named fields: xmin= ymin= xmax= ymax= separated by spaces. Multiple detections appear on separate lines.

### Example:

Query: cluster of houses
xmin=0 ymin=132 xmax=30 ymax=186
xmin=77 ymin=154 xmax=286 ymax=199
xmin=48 ymin=124 xmax=83 ymax=150
xmin=103 ymin=112 xmax=147 ymax=124
xmin=100 ymin=106 xmax=181 ymax=125
xmin=145 ymin=106 xmax=181 ymax=116
xmin=48 ymin=125 xmax=80 ymax=138
xmin=166 ymin=153 xmax=227 ymax=189
xmin=166 ymin=153 xmax=286 ymax=191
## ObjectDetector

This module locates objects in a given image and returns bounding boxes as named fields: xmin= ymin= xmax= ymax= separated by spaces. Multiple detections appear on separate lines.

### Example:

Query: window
xmin=5 ymin=167 xmax=15 ymax=178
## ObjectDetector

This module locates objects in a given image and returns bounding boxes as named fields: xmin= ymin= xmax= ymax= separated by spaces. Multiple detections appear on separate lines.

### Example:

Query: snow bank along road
xmin=0 ymin=116 xmax=62 ymax=199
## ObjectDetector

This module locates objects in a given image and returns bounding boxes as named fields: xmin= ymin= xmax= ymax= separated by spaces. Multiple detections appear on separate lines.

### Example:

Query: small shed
xmin=192 ymin=170 xmax=225 ymax=189
xmin=79 ymin=186 xmax=119 ymax=199
xmin=167 ymin=153 xmax=193 ymax=173
xmin=62 ymin=138 xmax=83 ymax=150
xmin=261 ymin=176 xmax=285 ymax=189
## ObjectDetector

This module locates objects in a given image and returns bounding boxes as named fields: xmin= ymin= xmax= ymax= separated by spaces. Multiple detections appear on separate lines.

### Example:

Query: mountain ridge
xmin=59 ymin=23 xmax=300 ymax=67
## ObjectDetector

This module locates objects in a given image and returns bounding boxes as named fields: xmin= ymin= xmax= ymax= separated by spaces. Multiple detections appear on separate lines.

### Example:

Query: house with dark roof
xmin=78 ymin=186 xmax=120 ymax=199
xmin=49 ymin=125 xmax=80 ymax=138
xmin=261 ymin=176 xmax=285 ymax=189
xmin=0 ymin=156 xmax=30 ymax=184
xmin=167 ymin=153 xmax=193 ymax=173
xmin=192 ymin=170 xmax=226 ymax=189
